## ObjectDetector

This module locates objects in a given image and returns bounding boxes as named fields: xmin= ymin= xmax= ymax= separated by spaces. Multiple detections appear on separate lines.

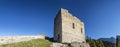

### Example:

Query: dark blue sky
xmin=0 ymin=0 xmax=120 ymax=39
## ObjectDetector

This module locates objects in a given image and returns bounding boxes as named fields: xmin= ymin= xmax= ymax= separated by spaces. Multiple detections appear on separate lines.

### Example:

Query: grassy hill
xmin=0 ymin=39 xmax=52 ymax=47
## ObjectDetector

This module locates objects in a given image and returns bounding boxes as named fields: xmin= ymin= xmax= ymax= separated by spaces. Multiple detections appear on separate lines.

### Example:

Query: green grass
xmin=0 ymin=39 xmax=52 ymax=47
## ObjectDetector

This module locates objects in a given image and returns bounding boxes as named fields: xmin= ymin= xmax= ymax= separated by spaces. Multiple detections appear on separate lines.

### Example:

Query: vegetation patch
xmin=0 ymin=39 xmax=51 ymax=47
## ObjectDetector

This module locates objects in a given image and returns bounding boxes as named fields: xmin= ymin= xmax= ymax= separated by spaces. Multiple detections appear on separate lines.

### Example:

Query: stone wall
xmin=61 ymin=8 xmax=86 ymax=43
xmin=54 ymin=11 xmax=62 ymax=42
xmin=0 ymin=35 xmax=45 ymax=45
xmin=54 ymin=8 xmax=86 ymax=43
xmin=53 ymin=8 xmax=90 ymax=47
xmin=51 ymin=42 xmax=90 ymax=47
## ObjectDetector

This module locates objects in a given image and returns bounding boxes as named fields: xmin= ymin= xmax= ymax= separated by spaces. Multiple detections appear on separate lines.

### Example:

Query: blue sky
xmin=0 ymin=0 xmax=120 ymax=39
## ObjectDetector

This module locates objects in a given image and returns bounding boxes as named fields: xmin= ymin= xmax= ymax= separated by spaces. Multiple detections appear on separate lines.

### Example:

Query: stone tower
xmin=117 ymin=36 xmax=120 ymax=47
xmin=54 ymin=8 xmax=86 ymax=43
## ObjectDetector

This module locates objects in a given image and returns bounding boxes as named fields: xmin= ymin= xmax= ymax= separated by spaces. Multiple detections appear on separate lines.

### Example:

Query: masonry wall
xmin=0 ymin=35 xmax=45 ymax=45
xmin=54 ymin=8 xmax=86 ymax=43
xmin=54 ymin=11 xmax=62 ymax=42
xmin=61 ymin=8 xmax=86 ymax=43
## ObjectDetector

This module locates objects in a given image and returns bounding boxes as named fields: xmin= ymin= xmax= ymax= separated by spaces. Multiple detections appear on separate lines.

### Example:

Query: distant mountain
xmin=98 ymin=37 xmax=116 ymax=44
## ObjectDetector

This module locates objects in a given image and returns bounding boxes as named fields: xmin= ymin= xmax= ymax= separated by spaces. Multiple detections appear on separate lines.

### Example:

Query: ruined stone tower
xmin=54 ymin=8 xmax=86 ymax=43
xmin=117 ymin=36 xmax=120 ymax=47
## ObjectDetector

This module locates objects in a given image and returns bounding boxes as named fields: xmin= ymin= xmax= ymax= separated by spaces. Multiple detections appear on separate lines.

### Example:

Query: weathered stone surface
xmin=54 ymin=8 xmax=86 ymax=43
xmin=51 ymin=43 xmax=64 ymax=47
xmin=0 ymin=35 xmax=45 ymax=45
xmin=51 ymin=42 xmax=90 ymax=47
xmin=53 ymin=8 xmax=90 ymax=47
xmin=117 ymin=36 xmax=120 ymax=47
xmin=71 ymin=42 xmax=90 ymax=47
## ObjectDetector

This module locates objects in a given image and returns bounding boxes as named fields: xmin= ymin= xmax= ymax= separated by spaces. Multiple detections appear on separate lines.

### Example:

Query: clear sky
xmin=0 ymin=0 xmax=120 ymax=39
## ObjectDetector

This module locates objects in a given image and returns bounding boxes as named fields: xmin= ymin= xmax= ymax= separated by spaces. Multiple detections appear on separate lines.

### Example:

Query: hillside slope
xmin=0 ymin=39 xmax=51 ymax=47
xmin=98 ymin=37 xmax=116 ymax=43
